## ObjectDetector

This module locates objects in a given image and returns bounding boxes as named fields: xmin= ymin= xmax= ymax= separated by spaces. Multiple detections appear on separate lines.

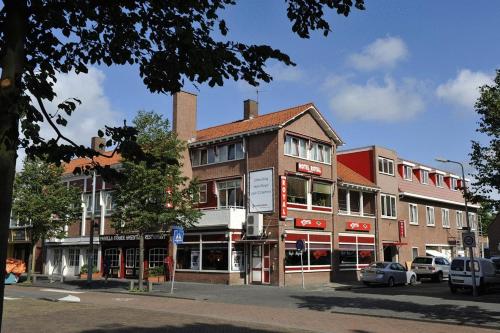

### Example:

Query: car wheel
xmin=387 ymin=277 xmax=395 ymax=287
xmin=362 ymin=281 xmax=370 ymax=286
xmin=449 ymin=283 xmax=458 ymax=294
xmin=409 ymin=275 xmax=416 ymax=286
xmin=434 ymin=272 xmax=443 ymax=283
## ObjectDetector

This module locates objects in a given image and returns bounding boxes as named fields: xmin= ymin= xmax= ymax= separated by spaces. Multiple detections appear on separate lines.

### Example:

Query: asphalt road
xmin=3 ymin=280 xmax=500 ymax=332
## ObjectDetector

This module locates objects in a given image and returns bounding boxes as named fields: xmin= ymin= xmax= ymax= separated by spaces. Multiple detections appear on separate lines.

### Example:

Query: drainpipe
xmin=374 ymin=190 xmax=380 ymax=262
xmin=244 ymin=136 xmax=249 ymax=285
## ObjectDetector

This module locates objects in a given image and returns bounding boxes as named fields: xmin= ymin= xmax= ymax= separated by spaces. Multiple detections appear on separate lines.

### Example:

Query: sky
xmin=36 ymin=1 xmax=500 ymax=178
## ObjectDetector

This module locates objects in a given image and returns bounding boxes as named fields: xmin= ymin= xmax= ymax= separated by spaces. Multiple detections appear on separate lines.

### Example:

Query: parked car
xmin=360 ymin=262 xmax=417 ymax=287
xmin=449 ymin=257 xmax=500 ymax=294
xmin=411 ymin=256 xmax=450 ymax=282
xmin=490 ymin=256 xmax=500 ymax=274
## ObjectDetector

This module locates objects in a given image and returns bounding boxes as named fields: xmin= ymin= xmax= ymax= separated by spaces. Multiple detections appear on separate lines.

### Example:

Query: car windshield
xmin=413 ymin=257 xmax=432 ymax=264
xmin=466 ymin=260 xmax=480 ymax=272
xmin=451 ymin=259 xmax=464 ymax=271
xmin=369 ymin=263 xmax=388 ymax=269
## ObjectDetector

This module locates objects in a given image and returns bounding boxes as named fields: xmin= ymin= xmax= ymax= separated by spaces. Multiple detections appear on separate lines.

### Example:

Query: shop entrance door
xmin=52 ymin=248 xmax=63 ymax=275
xmin=384 ymin=245 xmax=397 ymax=262
xmin=251 ymin=245 xmax=262 ymax=283
xmin=125 ymin=248 xmax=139 ymax=278
xmin=262 ymin=244 xmax=271 ymax=284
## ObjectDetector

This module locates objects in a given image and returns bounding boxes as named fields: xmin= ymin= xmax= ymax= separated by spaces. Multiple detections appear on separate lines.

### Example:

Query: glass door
xmin=251 ymin=245 xmax=262 ymax=283
xmin=125 ymin=248 xmax=139 ymax=278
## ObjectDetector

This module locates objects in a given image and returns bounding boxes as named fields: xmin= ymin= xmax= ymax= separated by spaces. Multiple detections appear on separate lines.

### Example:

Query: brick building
xmin=489 ymin=214 xmax=500 ymax=257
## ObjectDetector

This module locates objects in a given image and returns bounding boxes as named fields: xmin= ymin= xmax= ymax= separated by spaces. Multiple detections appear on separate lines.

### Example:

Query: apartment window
xmin=349 ymin=191 xmax=361 ymax=215
xmin=338 ymin=189 xmax=348 ymax=212
xmin=426 ymin=206 xmax=435 ymax=226
xmin=412 ymin=247 xmax=419 ymax=260
xmin=200 ymin=149 xmax=208 ymax=165
xmin=68 ymin=248 xmax=80 ymax=267
xmin=456 ymin=211 xmax=464 ymax=229
xmin=378 ymin=157 xmax=394 ymax=176
xmin=287 ymin=176 xmax=307 ymax=205
xmin=451 ymin=178 xmax=459 ymax=191
xmin=198 ymin=183 xmax=207 ymax=203
xmin=310 ymin=142 xmax=332 ymax=164
xmin=191 ymin=142 xmax=244 ymax=167
xmin=207 ymin=147 xmax=216 ymax=164
xmin=83 ymin=193 xmax=101 ymax=214
xmin=421 ymin=170 xmax=429 ymax=184
xmin=311 ymin=181 xmax=332 ymax=207
xmin=217 ymin=179 xmax=243 ymax=208
xmin=381 ymin=194 xmax=396 ymax=218
xmin=285 ymin=135 xmax=307 ymax=158
xmin=403 ymin=165 xmax=413 ymax=181
xmin=436 ymin=174 xmax=444 ymax=187
xmin=468 ymin=212 xmax=476 ymax=230
xmin=442 ymin=209 xmax=450 ymax=228
xmin=149 ymin=248 xmax=167 ymax=268
xmin=409 ymin=204 xmax=418 ymax=225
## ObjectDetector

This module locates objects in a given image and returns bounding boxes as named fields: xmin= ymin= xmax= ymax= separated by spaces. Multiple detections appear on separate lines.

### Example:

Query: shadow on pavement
xmin=79 ymin=322 xmax=293 ymax=333
xmin=290 ymin=294 xmax=500 ymax=327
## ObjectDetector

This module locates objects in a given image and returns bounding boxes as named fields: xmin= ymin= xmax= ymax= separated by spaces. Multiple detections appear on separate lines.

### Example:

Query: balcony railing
xmin=197 ymin=207 xmax=246 ymax=229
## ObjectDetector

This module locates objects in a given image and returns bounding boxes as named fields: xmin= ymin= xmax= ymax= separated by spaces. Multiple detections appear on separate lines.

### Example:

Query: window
xmin=149 ymin=248 xmax=167 ymax=268
xmin=339 ymin=234 xmax=375 ymax=270
xmin=287 ymin=176 xmax=307 ymax=205
xmin=381 ymin=194 xmax=396 ymax=218
xmin=310 ymin=142 xmax=332 ymax=164
xmin=285 ymin=135 xmax=332 ymax=164
xmin=426 ymin=206 xmax=435 ymax=226
xmin=191 ymin=142 xmax=244 ymax=167
xmin=176 ymin=233 xmax=229 ymax=271
xmin=285 ymin=135 xmax=307 ymax=158
xmin=412 ymin=247 xmax=419 ymax=259
xmin=285 ymin=233 xmax=332 ymax=270
xmin=362 ymin=192 xmax=376 ymax=216
xmin=338 ymin=189 xmax=348 ymax=213
xmin=409 ymin=204 xmax=418 ymax=225
xmin=312 ymin=181 xmax=331 ymax=207
xmin=421 ymin=170 xmax=429 ymax=184
xmin=207 ymin=147 xmax=216 ymax=164
xmin=442 ymin=209 xmax=450 ymax=228
xmin=202 ymin=244 xmax=228 ymax=270
xmin=403 ymin=165 xmax=413 ymax=180
xmin=125 ymin=248 xmax=139 ymax=268
xmin=85 ymin=248 xmax=98 ymax=269
xmin=68 ymin=248 xmax=80 ymax=267
xmin=349 ymin=191 xmax=361 ymax=215
xmin=435 ymin=174 xmax=444 ymax=187
xmin=378 ymin=157 xmax=394 ymax=176
xmin=217 ymin=179 xmax=243 ymax=208
xmin=84 ymin=193 xmax=101 ymax=215
xmin=456 ymin=211 xmax=464 ymax=229
xmin=104 ymin=248 xmax=119 ymax=267
xmin=469 ymin=212 xmax=476 ymax=230
xmin=103 ymin=191 xmax=115 ymax=213
xmin=338 ymin=189 xmax=375 ymax=217
xmin=198 ymin=183 xmax=207 ymax=203
xmin=451 ymin=178 xmax=458 ymax=191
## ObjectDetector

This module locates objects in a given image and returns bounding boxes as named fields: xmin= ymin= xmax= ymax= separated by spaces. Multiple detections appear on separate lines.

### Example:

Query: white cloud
xmin=266 ymin=62 xmax=304 ymax=82
xmin=18 ymin=67 xmax=120 ymax=170
xmin=348 ymin=36 xmax=408 ymax=71
xmin=327 ymin=76 xmax=425 ymax=122
xmin=436 ymin=69 xmax=493 ymax=109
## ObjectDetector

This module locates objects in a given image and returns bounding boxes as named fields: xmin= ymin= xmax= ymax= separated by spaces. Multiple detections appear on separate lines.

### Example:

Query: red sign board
xmin=295 ymin=218 xmax=326 ymax=229
xmin=398 ymin=220 xmax=406 ymax=240
xmin=297 ymin=162 xmax=322 ymax=176
xmin=280 ymin=176 xmax=288 ymax=220
xmin=346 ymin=221 xmax=371 ymax=232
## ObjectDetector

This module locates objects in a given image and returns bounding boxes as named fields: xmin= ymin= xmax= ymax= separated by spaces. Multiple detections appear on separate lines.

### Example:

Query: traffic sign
xmin=172 ymin=227 xmax=184 ymax=245
xmin=295 ymin=239 xmax=306 ymax=252
xmin=462 ymin=232 xmax=476 ymax=248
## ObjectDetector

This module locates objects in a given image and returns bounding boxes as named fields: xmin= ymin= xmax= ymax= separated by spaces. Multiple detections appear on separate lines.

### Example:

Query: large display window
xmin=176 ymin=233 xmax=229 ymax=272
xmin=338 ymin=233 xmax=375 ymax=270
xmin=285 ymin=232 xmax=332 ymax=272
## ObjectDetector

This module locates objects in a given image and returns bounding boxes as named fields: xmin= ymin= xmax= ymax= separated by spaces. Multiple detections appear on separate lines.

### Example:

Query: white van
xmin=448 ymin=257 xmax=500 ymax=294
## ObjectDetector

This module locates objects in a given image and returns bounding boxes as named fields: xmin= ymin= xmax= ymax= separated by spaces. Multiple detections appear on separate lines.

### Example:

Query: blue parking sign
xmin=172 ymin=227 xmax=184 ymax=245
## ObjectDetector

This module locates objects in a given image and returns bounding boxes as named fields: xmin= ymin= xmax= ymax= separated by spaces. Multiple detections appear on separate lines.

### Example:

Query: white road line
xmin=114 ymin=298 xmax=135 ymax=302
xmin=40 ymin=288 xmax=84 ymax=294
xmin=58 ymin=295 xmax=80 ymax=303
xmin=5 ymin=297 xmax=20 ymax=300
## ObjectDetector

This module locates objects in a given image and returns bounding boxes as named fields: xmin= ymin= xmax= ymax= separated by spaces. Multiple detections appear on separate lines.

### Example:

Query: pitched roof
xmin=195 ymin=103 xmax=342 ymax=144
xmin=338 ymin=161 xmax=378 ymax=189
xmin=63 ymin=153 xmax=121 ymax=174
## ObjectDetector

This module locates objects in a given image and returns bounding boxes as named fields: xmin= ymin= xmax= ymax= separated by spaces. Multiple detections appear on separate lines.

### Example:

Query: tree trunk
xmin=0 ymin=1 xmax=28 ymax=328
xmin=26 ymin=241 xmax=36 ymax=283
xmin=138 ymin=233 xmax=145 ymax=291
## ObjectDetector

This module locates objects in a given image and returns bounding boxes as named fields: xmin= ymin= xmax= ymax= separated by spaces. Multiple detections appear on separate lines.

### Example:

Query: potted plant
xmin=79 ymin=264 xmax=101 ymax=280
xmin=147 ymin=266 xmax=166 ymax=283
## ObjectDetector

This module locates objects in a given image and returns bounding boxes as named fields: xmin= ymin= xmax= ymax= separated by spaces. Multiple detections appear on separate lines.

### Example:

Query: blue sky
xmin=45 ymin=1 xmax=500 ymax=176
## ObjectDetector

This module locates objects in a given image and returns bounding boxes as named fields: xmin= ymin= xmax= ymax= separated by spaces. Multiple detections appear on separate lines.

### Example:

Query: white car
xmin=361 ymin=262 xmax=417 ymax=287
xmin=449 ymin=257 xmax=500 ymax=294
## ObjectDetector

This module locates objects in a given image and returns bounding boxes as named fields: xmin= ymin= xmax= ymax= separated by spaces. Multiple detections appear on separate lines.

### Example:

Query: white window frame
xmin=468 ymin=212 xmax=476 ymax=231
xmin=191 ymin=142 xmax=245 ymax=167
xmin=217 ymin=179 xmax=243 ymax=208
xmin=421 ymin=170 xmax=429 ymax=184
xmin=412 ymin=247 xmax=419 ymax=259
xmin=198 ymin=183 xmax=207 ymax=204
xmin=435 ymin=174 xmax=444 ymax=187
xmin=403 ymin=165 xmax=413 ymax=181
xmin=380 ymin=194 xmax=397 ymax=218
xmin=378 ymin=157 xmax=395 ymax=176
xmin=426 ymin=206 xmax=435 ymax=226
xmin=285 ymin=135 xmax=332 ymax=165
xmin=409 ymin=203 xmax=418 ymax=225
xmin=68 ymin=248 xmax=80 ymax=267
xmin=442 ymin=208 xmax=450 ymax=228
xmin=451 ymin=178 xmax=459 ymax=191
xmin=456 ymin=211 xmax=464 ymax=229
xmin=148 ymin=248 xmax=168 ymax=268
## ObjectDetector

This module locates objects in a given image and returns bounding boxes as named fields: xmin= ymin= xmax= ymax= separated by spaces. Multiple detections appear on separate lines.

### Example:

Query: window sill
xmin=381 ymin=216 xmax=397 ymax=220
xmin=379 ymin=172 xmax=395 ymax=177
xmin=284 ymin=153 xmax=331 ymax=166
xmin=338 ymin=212 xmax=376 ymax=219
xmin=288 ymin=207 xmax=332 ymax=215
xmin=409 ymin=222 xmax=419 ymax=226
xmin=426 ymin=224 xmax=436 ymax=227
xmin=192 ymin=157 xmax=245 ymax=168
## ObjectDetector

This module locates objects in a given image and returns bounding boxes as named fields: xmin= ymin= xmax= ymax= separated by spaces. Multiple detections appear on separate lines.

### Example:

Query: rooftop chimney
xmin=173 ymin=91 xmax=197 ymax=142
xmin=91 ymin=136 xmax=106 ymax=153
xmin=244 ymin=99 xmax=258 ymax=120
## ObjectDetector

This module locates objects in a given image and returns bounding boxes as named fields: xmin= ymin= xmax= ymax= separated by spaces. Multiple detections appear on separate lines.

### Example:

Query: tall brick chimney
xmin=91 ymin=136 xmax=106 ymax=153
xmin=172 ymin=91 xmax=197 ymax=179
xmin=244 ymin=99 xmax=258 ymax=120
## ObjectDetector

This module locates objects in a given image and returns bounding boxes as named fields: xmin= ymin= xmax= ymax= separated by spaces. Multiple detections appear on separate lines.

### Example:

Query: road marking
xmin=40 ymin=288 xmax=84 ymax=294
xmin=5 ymin=297 xmax=20 ymax=300
xmin=58 ymin=295 xmax=80 ymax=303
xmin=114 ymin=298 xmax=135 ymax=302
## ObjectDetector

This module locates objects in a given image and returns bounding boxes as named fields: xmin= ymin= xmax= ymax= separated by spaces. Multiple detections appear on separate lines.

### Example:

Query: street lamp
xmin=435 ymin=158 xmax=478 ymax=296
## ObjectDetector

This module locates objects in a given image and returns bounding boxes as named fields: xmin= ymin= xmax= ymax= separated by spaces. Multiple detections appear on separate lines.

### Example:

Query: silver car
xmin=361 ymin=262 xmax=417 ymax=287
xmin=411 ymin=256 xmax=450 ymax=282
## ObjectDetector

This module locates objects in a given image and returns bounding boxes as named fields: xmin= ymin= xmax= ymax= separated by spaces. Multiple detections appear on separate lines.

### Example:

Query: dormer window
xmin=450 ymin=177 xmax=458 ymax=191
xmin=403 ymin=165 xmax=413 ymax=181
xmin=420 ymin=170 xmax=429 ymax=184
xmin=435 ymin=174 xmax=444 ymax=187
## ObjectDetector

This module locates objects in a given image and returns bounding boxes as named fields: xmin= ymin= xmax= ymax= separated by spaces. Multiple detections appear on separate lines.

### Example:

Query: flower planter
xmin=80 ymin=272 xmax=102 ymax=280
xmin=148 ymin=275 xmax=166 ymax=283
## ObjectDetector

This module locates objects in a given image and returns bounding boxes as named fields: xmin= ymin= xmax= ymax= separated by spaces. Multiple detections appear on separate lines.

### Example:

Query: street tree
xmin=0 ymin=0 xmax=365 ymax=324
xmin=111 ymin=111 xmax=201 ymax=290
xmin=470 ymin=69 xmax=500 ymax=210
xmin=11 ymin=157 xmax=81 ymax=282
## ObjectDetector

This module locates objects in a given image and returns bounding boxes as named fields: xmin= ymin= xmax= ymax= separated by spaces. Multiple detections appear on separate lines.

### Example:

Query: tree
xmin=11 ymin=157 xmax=81 ymax=282
xmin=112 ymin=111 xmax=201 ymax=290
xmin=0 ymin=0 xmax=364 ymax=324
xmin=470 ymin=69 xmax=500 ymax=211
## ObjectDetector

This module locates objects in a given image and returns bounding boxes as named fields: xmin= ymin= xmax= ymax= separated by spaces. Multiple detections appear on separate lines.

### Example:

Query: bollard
xmin=129 ymin=280 xmax=135 ymax=290
xmin=32 ymin=275 xmax=37 ymax=283
xmin=148 ymin=281 xmax=153 ymax=292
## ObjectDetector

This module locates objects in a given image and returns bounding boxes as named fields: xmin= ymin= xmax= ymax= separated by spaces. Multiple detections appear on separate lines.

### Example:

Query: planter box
xmin=80 ymin=272 xmax=102 ymax=280
xmin=148 ymin=275 xmax=166 ymax=283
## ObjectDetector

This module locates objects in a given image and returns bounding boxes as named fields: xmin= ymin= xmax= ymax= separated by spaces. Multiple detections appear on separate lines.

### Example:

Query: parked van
xmin=448 ymin=257 xmax=500 ymax=294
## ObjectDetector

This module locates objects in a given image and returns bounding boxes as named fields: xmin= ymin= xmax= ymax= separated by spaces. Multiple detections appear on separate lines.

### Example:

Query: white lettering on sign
xmin=297 ymin=162 xmax=322 ymax=175
xmin=280 ymin=176 xmax=288 ymax=219
xmin=249 ymin=169 xmax=274 ymax=213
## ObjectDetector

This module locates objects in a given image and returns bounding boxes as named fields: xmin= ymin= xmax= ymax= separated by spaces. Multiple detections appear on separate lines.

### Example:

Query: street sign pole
xmin=296 ymin=239 xmax=306 ymax=289
xmin=170 ymin=227 xmax=184 ymax=294
xmin=300 ymin=250 xmax=305 ymax=289
xmin=170 ymin=243 xmax=176 ymax=294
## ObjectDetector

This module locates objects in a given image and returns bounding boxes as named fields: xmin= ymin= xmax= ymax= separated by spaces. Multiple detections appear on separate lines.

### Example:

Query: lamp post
xmin=435 ymin=158 xmax=478 ymax=296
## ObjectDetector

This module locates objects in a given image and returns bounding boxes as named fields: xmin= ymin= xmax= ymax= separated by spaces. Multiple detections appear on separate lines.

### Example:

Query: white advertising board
xmin=249 ymin=168 xmax=274 ymax=213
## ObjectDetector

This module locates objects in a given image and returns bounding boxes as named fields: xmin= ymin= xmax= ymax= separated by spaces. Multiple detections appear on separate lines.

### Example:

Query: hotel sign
xmin=295 ymin=218 xmax=326 ymax=229
xmin=280 ymin=176 xmax=287 ymax=220
xmin=346 ymin=222 xmax=371 ymax=232
xmin=297 ymin=162 xmax=322 ymax=176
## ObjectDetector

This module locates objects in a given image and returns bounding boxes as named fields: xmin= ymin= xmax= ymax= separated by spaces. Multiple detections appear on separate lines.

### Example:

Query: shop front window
xmin=176 ymin=234 xmax=229 ymax=271
xmin=285 ymin=233 xmax=332 ymax=271
xmin=339 ymin=234 xmax=375 ymax=270
xmin=177 ymin=244 xmax=201 ymax=270
xmin=104 ymin=248 xmax=119 ymax=267
xmin=149 ymin=248 xmax=167 ymax=268
xmin=201 ymin=243 xmax=228 ymax=270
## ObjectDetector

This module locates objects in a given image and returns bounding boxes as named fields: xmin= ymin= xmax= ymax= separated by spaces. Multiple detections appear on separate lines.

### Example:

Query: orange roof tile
xmin=195 ymin=103 xmax=314 ymax=142
xmin=63 ymin=152 xmax=121 ymax=174
xmin=338 ymin=162 xmax=378 ymax=188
